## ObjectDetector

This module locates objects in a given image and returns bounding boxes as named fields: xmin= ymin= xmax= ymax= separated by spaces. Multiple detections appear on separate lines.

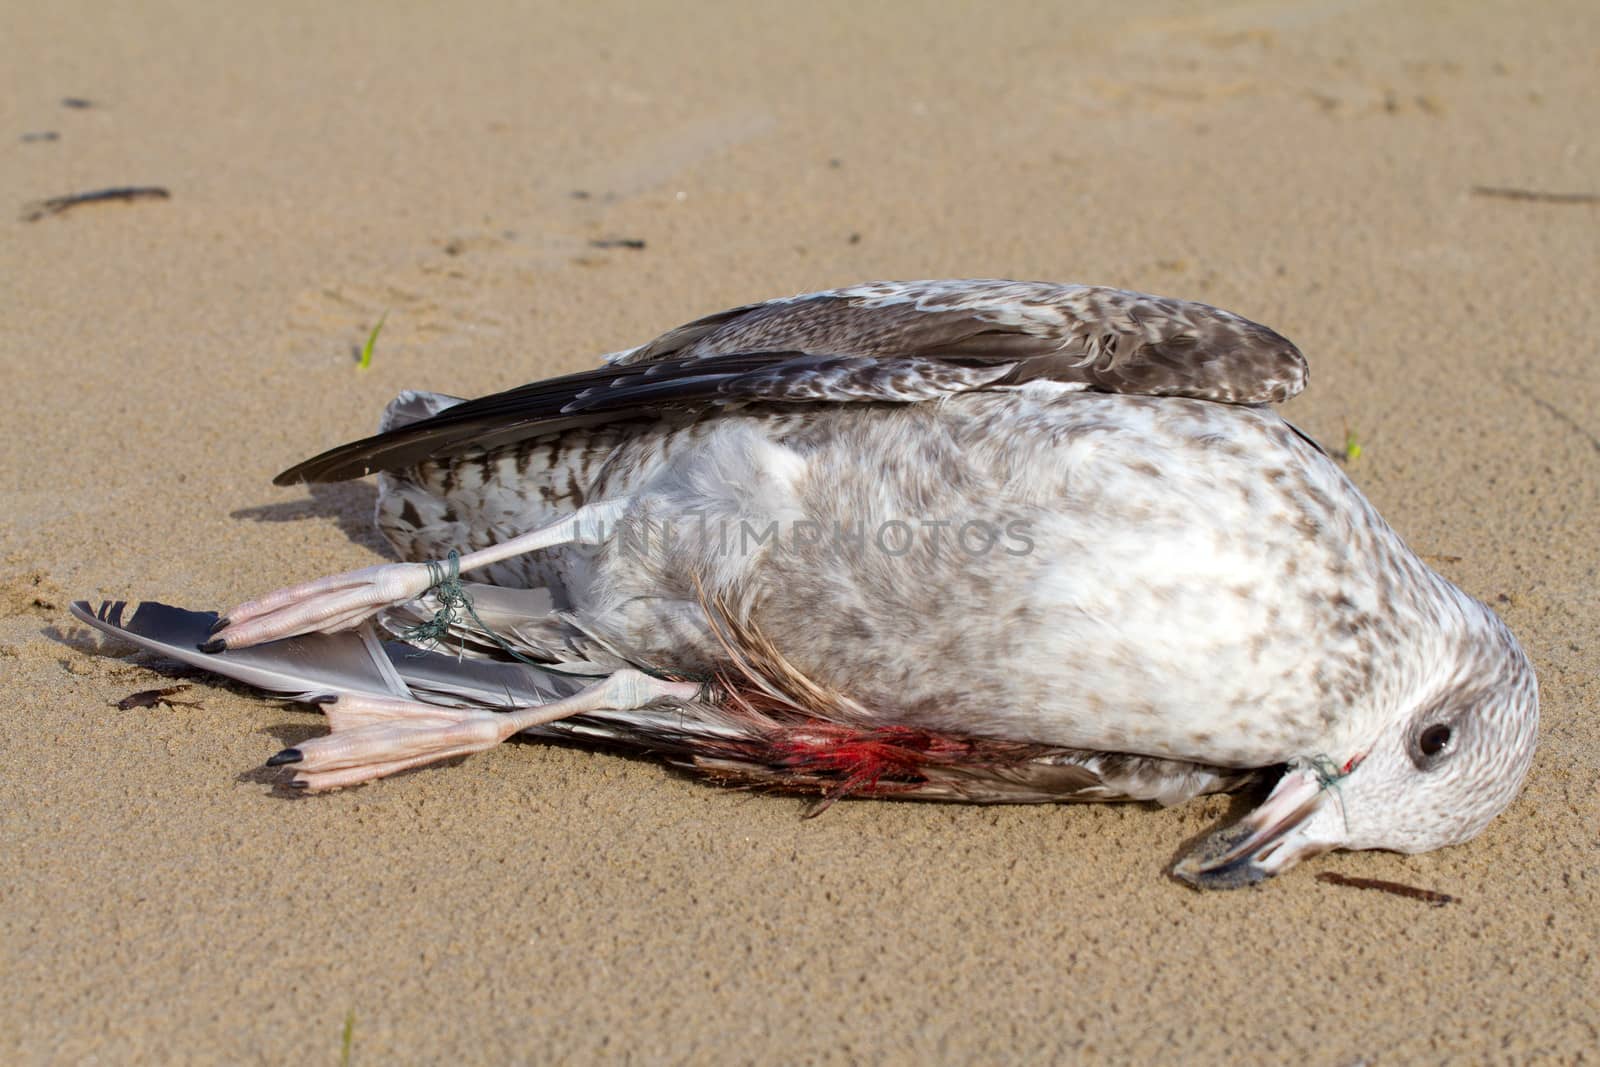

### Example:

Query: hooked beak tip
xmin=1172 ymin=819 xmax=1275 ymax=889
xmin=1172 ymin=765 xmax=1338 ymax=890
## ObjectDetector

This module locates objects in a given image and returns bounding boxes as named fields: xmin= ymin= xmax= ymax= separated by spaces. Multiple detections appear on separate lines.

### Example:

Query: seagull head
xmin=1174 ymin=599 xmax=1539 ymax=888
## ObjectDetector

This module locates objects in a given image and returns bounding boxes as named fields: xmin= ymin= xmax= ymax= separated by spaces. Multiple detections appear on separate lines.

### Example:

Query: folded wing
xmin=277 ymin=279 xmax=1306 ymax=484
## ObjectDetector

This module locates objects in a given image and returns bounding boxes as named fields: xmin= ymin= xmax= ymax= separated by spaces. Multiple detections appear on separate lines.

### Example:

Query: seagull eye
xmin=1419 ymin=724 xmax=1452 ymax=756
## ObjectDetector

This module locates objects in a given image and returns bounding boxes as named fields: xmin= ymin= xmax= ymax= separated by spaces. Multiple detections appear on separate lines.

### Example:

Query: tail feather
xmin=377 ymin=582 xmax=622 ymax=675
xmin=69 ymin=599 xmax=584 ymax=708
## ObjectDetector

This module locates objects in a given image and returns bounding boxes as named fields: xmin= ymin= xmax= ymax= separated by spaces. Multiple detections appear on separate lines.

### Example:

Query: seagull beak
xmin=1173 ymin=765 xmax=1342 ymax=889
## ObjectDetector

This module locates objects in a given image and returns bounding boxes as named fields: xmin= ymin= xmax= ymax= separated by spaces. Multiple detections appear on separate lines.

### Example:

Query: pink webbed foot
xmin=205 ymin=562 xmax=435 ymax=652
xmin=270 ymin=670 xmax=703 ymax=792
xmin=206 ymin=499 xmax=634 ymax=653
xmin=268 ymin=695 xmax=518 ymax=792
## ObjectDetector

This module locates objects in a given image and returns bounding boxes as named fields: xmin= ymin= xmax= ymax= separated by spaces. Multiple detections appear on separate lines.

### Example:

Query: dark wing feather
xmin=277 ymin=279 xmax=1306 ymax=484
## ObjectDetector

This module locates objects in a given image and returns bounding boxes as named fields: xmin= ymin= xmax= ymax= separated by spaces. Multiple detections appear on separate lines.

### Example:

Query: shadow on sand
xmin=230 ymin=481 xmax=395 ymax=558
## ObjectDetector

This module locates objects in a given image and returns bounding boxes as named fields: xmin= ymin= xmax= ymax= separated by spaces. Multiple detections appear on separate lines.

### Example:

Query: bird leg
xmin=206 ymin=498 xmax=630 ymax=651
xmin=270 ymin=668 xmax=701 ymax=792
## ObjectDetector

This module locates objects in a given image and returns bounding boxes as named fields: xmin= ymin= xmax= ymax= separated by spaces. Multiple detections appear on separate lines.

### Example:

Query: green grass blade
xmin=340 ymin=1009 xmax=355 ymax=1066
xmin=1343 ymin=429 xmax=1363 ymax=463
xmin=359 ymin=311 xmax=389 ymax=369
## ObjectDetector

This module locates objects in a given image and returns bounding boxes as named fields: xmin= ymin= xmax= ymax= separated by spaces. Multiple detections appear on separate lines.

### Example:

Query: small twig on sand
xmin=22 ymin=185 xmax=171 ymax=222
xmin=1316 ymin=870 xmax=1455 ymax=906
xmin=1471 ymin=185 xmax=1599 ymax=205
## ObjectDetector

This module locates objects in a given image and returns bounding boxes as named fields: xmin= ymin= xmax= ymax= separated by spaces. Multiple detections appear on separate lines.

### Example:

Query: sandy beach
xmin=4 ymin=0 xmax=1597 ymax=1061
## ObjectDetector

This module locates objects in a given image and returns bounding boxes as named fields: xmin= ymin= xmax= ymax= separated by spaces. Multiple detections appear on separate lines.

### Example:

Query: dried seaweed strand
xmin=1317 ymin=870 xmax=1455 ymax=906
xmin=22 ymin=185 xmax=171 ymax=222
xmin=1470 ymin=185 xmax=1599 ymax=205
xmin=114 ymin=684 xmax=202 ymax=711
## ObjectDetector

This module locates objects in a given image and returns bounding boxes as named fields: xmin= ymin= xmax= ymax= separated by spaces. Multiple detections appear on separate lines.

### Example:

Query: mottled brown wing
xmin=610 ymin=279 xmax=1305 ymax=406
xmin=276 ymin=279 xmax=1305 ymax=484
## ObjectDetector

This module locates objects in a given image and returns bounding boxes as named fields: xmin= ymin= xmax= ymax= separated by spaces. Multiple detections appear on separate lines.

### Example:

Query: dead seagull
xmin=72 ymin=279 xmax=1538 ymax=888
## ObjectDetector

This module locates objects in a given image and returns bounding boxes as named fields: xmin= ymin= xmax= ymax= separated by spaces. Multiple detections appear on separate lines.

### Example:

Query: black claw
xmin=208 ymin=615 xmax=231 ymax=634
xmin=309 ymin=694 xmax=338 ymax=705
xmin=286 ymin=779 xmax=309 ymax=791
xmin=197 ymin=638 xmax=226 ymax=655
xmin=266 ymin=748 xmax=303 ymax=767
